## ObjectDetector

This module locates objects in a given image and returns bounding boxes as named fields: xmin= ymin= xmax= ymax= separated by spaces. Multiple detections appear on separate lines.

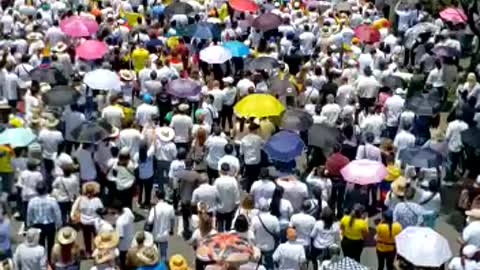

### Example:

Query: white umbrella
xmin=83 ymin=69 xmax=121 ymax=91
xmin=200 ymin=45 xmax=232 ymax=64
xmin=395 ymin=226 xmax=452 ymax=267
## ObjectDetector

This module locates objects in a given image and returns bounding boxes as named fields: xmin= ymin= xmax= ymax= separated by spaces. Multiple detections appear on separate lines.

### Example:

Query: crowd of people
xmin=0 ymin=0 xmax=479 ymax=269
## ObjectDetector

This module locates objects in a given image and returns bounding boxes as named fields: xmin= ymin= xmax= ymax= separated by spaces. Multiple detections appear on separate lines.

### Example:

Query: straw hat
xmin=169 ymin=254 xmax=190 ymax=270
xmin=466 ymin=209 xmax=480 ymax=219
xmin=94 ymin=231 xmax=119 ymax=249
xmin=82 ymin=181 xmax=100 ymax=195
xmin=157 ymin=127 xmax=175 ymax=142
xmin=52 ymin=42 xmax=68 ymax=53
xmin=26 ymin=32 xmax=43 ymax=40
xmin=0 ymin=259 xmax=14 ymax=270
xmin=119 ymin=69 xmax=135 ymax=81
xmin=39 ymin=82 xmax=51 ymax=93
xmin=137 ymin=246 xmax=160 ymax=266
xmin=178 ymin=103 xmax=189 ymax=112
xmin=391 ymin=176 xmax=407 ymax=196
xmin=94 ymin=248 xmax=117 ymax=264
xmin=43 ymin=113 xmax=59 ymax=128
xmin=57 ymin=226 xmax=77 ymax=245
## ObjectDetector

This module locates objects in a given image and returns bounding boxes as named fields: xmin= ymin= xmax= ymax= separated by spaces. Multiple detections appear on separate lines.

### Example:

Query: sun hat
xmin=57 ymin=226 xmax=77 ymax=245
xmin=0 ymin=258 xmax=14 ymax=270
xmin=26 ymin=32 xmax=43 ymax=40
xmin=157 ymin=126 xmax=175 ymax=142
xmin=94 ymin=248 xmax=117 ymax=264
xmin=94 ymin=231 xmax=119 ymax=249
xmin=178 ymin=103 xmax=190 ymax=112
xmin=466 ymin=209 xmax=480 ymax=219
xmin=391 ymin=176 xmax=407 ymax=196
xmin=137 ymin=246 xmax=160 ymax=266
xmin=43 ymin=113 xmax=59 ymax=128
xmin=119 ymin=69 xmax=135 ymax=81
xmin=169 ymin=254 xmax=190 ymax=270
xmin=82 ymin=181 xmax=100 ymax=195
xmin=52 ymin=42 xmax=68 ymax=53
xmin=462 ymin=245 xmax=479 ymax=258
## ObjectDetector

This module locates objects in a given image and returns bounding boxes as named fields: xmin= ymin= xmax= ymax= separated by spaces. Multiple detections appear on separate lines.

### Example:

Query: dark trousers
xmin=43 ymin=158 xmax=55 ymax=190
xmin=80 ymin=224 xmax=96 ymax=255
xmin=244 ymin=163 xmax=261 ymax=192
xmin=220 ymin=105 xmax=234 ymax=130
xmin=311 ymin=247 xmax=329 ymax=270
xmin=175 ymin=142 xmax=190 ymax=153
xmin=216 ymin=210 xmax=235 ymax=232
xmin=329 ymin=179 xmax=346 ymax=218
xmin=377 ymin=250 xmax=395 ymax=270
xmin=138 ymin=178 xmax=153 ymax=206
xmin=33 ymin=223 xmax=56 ymax=259
xmin=119 ymin=250 xmax=127 ymax=270
xmin=447 ymin=151 xmax=462 ymax=181
xmin=341 ymin=237 xmax=364 ymax=262
xmin=116 ymin=187 xmax=133 ymax=209
xmin=261 ymin=250 xmax=274 ymax=270
xmin=181 ymin=202 xmax=192 ymax=239
xmin=207 ymin=167 xmax=219 ymax=184
xmin=384 ymin=126 xmax=398 ymax=140
xmin=58 ymin=201 xmax=72 ymax=225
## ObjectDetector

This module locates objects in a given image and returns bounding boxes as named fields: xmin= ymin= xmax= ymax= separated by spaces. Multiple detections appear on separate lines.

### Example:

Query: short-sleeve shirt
xmin=375 ymin=222 xmax=402 ymax=252
xmin=340 ymin=215 xmax=368 ymax=240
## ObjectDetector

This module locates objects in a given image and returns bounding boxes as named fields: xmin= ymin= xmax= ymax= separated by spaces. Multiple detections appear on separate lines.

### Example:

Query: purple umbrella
xmin=168 ymin=78 xmax=202 ymax=97
xmin=263 ymin=130 xmax=305 ymax=162
xmin=252 ymin=13 xmax=282 ymax=32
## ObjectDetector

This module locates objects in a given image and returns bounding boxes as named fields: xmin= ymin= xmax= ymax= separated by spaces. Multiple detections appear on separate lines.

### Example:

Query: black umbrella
xmin=382 ymin=75 xmax=405 ymax=90
xmin=252 ymin=13 xmax=282 ymax=31
xmin=164 ymin=2 xmax=194 ymax=16
xmin=42 ymin=85 xmax=80 ymax=107
xmin=462 ymin=127 xmax=480 ymax=149
xmin=405 ymin=93 xmax=442 ymax=116
xmin=246 ymin=56 xmax=279 ymax=70
xmin=30 ymin=66 xmax=68 ymax=85
xmin=308 ymin=124 xmax=340 ymax=148
xmin=269 ymin=76 xmax=296 ymax=96
xmin=281 ymin=109 xmax=313 ymax=131
xmin=70 ymin=122 xmax=111 ymax=144
xmin=335 ymin=2 xmax=351 ymax=12
xmin=398 ymin=147 xmax=444 ymax=168
xmin=433 ymin=45 xmax=460 ymax=58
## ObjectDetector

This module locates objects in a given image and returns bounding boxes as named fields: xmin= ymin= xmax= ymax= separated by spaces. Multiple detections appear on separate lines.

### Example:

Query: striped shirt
xmin=26 ymin=195 xmax=62 ymax=228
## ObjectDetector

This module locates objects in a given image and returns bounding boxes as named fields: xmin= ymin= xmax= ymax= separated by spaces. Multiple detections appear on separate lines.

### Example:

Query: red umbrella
xmin=354 ymin=24 xmax=381 ymax=44
xmin=439 ymin=7 xmax=467 ymax=24
xmin=228 ymin=0 xmax=258 ymax=12
xmin=75 ymin=40 xmax=108 ymax=60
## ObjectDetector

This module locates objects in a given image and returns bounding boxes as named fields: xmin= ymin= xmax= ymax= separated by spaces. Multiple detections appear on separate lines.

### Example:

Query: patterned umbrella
xmin=30 ymin=65 xmax=68 ymax=85
xmin=246 ymin=56 xmax=279 ymax=70
xmin=280 ymin=109 xmax=313 ymax=131
xmin=327 ymin=257 xmax=369 ymax=270
xmin=381 ymin=75 xmax=405 ymax=90
xmin=168 ymin=78 xmax=202 ymax=97
xmin=433 ymin=45 xmax=460 ymax=58
xmin=70 ymin=122 xmax=111 ymax=144
xmin=42 ymin=85 xmax=81 ymax=107
xmin=252 ymin=13 xmax=282 ymax=31
xmin=404 ymin=23 xmax=439 ymax=49
xmin=263 ymin=130 xmax=305 ymax=162
xmin=196 ymin=233 xmax=255 ymax=263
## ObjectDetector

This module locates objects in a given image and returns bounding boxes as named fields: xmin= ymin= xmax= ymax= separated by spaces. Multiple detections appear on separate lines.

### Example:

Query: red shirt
xmin=325 ymin=152 xmax=350 ymax=178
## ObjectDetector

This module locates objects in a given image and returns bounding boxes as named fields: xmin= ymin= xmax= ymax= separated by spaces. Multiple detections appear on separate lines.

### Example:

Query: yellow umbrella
xmin=234 ymin=94 xmax=285 ymax=118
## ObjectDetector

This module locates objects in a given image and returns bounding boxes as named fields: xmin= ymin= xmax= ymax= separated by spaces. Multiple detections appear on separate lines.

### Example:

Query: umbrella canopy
xmin=200 ymin=46 xmax=232 ymax=64
xmin=184 ymin=22 xmax=221 ymax=40
xmin=405 ymin=93 xmax=441 ymax=116
xmin=83 ymin=69 xmax=121 ymax=91
xmin=354 ymin=24 xmax=381 ymax=44
xmin=405 ymin=23 xmax=439 ymax=49
xmin=334 ymin=2 xmax=351 ymax=12
xmin=462 ymin=127 xmax=480 ymax=149
xmin=60 ymin=16 xmax=99 ymax=37
xmin=234 ymin=94 xmax=284 ymax=118
xmin=196 ymin=232 xmax=255 ymax=263
xmin=263 ymin=130 xmax=305 ymax=162
xmin=42 ymin=85 xmax=80 ymax=107
xmin=228 ymin=0 xmax=258 ymax=12
xmin=70 ymin=122 xmax=111 ymax=144
xmin=223 ymin=41 xmax=250 ymax=57
xmin=30 ymin=65 xmax=68 ymax=85
xmin=252 ymin=13 xmax=282 ymax=31
xmin=269 ymin=76 xmax=296 ymax=96
xmin=167 ymin=78 xmax=202 ymax=97
xmin=433 ymin=45 xmax=460 ymax=58
xmin=280 ymin=109 xmax=313 ymax=131
xmin=246 ymin=56 xmax=279 ymax=70
xmin=308 ymin=124 xmax=340 ymax=148
xmin=396 ymin=226 xmax=452 ymax=267
xmin=381 ymin=75 xmax=405 ymax=90
xmin=440 ymin=7 xmax=467 ymax=24
xmin=75 ymin=40 xmax=108 ymax=60
xmin=340 ymin=159 xmax=387 ymax=185
xmin=164 ymin=1 xmax=194 ymax=16
xmin=398 ymin=147 xmax=444 ymax=168
xmin=0 ymin=128 xmax=36 ymax=148
xmin=326 ymin=257 xmax=369 ymax=270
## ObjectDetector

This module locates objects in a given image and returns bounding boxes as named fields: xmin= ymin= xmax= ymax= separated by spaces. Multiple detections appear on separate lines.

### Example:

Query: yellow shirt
xmin=375 ymin=222 xmax=402 ymax=252
xmin=0 ymin=145 xmax=14 ymax=173
xmin=131 ymin=48 xmax=149 ymax=72
xmin=340 ymin=215 xmax=368 ymax=240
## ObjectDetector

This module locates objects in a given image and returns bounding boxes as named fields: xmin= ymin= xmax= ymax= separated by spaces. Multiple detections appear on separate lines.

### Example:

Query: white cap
xmin=463 ymin=245 xmax=479 ymax=258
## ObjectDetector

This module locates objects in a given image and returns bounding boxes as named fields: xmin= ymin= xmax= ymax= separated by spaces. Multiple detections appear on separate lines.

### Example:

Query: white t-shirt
xmin=116 ymin=208 xmax=135 ymax=251
xmin=272 ymin=241 xmax=306 ymax=270
xmin=102 ymin=105 xmax=124 ymax=129
xmin=448 ymin=257 xmax=479 ymax=270
xmin=148 ymin=201 xmax=175 ymax=243
xmin=135 ymin=103 xmax=158 ymax=126
xmin=463 ymin=221 xmax=480 ymax=247
xmin=240 ymin=134 xmax=263 ymax=165
xmin=170 ymin=114 xmax=193 ymax=143
xmin=79 ymin=196 xmax=104 ymax=225
xmin=38 ymin=128 xmax=64 ymax=160
xmin=74 ymin=148 xmax=97 ymax=181
xmin=205 ymin=135 xmax=228 ymax=169
xmin=119 ymin=128 xmax=143 ymax=157
xmin=384 ymin=95 xmax=405 ymax=127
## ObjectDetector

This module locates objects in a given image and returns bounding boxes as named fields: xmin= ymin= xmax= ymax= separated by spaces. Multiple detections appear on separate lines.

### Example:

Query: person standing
xmin=192 ymin=174 xmax=219 ymax=214
xmin=325 ymin=145 xmax=350 ymax=218
xmin=205 ymin=125 xmax=228 ymax=182
xmin=26 ymin=182 xmax=62 ymax=259
xmin=113 ymin=202 xmax=135 ymax=270
xmin=339 ymin=204 xmax=369 ymax=262
xmin=375 ymin=210 xmax=402 ymax=270
xmin=250 ymin=168 xmax=276 ymax=208
xmin=240 ymin=123 xmax=264 ymax=192
xmin=13 ymin=228 xmax=48 ymax=270
xmin=310 ymin=208 xmax=341 ymax=270
xmin=110 ymin=148 xmax=136 ymax=209
xmin=51 ymin=227 xmax=82 ymax=270
xmin=170 ymin=103 xmax=193 ymax=151
xmin=289 ymin=201 xmax=316 ymax=267
xmin=221 ymin=77 xmax=237 ymax=130
xmin=273 ymin=227 xmax=306 ymax=270
xmin=18 ymin=159 xmax=43 ymax=220
xmin=214 ymin=163 xmax=240 ymax=232
xmin=146 ymin=190 xmax=175 ymax=262
xmin=51 ymin=164 xmax=80 ymax=224
xmin=133 ymin=141 xmax=155 ymax=208
xmin=445 ymin=112 xmax=469 ymax=184
xmin=155 ymin=127 xmax=177 ymax=192
xmin=37 ymin=113 xmax=64 ymax=183
xmin=251 ymin=198 xmax=280 ymax=270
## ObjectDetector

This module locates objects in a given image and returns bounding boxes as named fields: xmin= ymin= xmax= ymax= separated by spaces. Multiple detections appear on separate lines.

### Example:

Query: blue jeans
xmin=157 ymin=241 xmax=168 ymax=262
xmin=261 ymin=250 xmax=274 ymax=270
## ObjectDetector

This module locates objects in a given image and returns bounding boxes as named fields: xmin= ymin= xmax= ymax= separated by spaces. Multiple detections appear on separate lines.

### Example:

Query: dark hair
xmin=135 ymin=231 xmax=146 ymax=245
xmin=321 ymin=207 xmax=334 ymax=230
xmin=349 ymin=204 xmax=364 ymax=227
xmin=36 ymin=182 xmax=48 ymax=195
xmin=155 ymin=189 xmax=166 ymax=200
xmin=177 ymin=148 xmax=187 ymax=160
xmin=220 ymin=163 xmax=230 ymax=173
xmin=234 ymin=215 xmax=249 ymax=233
xmin=110 ymin=146 xmax=119 ymax=157
xmin=224 ymin=144 xmax=234 ymax=154
xmin=382 ymin=210 xmax=394 ymax=237
xmin=138 ymin=141 xmax=148 ymax=163
xmin=259 ymin=167 xmax=270 ymax=179
xmin=270 ymin=186 xmax=284 ymax=218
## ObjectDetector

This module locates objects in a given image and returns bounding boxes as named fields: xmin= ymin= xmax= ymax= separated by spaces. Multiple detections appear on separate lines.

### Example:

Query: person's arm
xmin=53 ymin=201 xmax=63 ymax=228
xmin=26 ymin=200 xmax=33 ymax=227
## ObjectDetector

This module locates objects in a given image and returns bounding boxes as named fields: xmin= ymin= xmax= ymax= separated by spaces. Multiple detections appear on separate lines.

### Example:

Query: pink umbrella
xmin=60 ymin=16 xmax=99 ymax=37
xmin=440 ymin=7 xmax=467 ymax=24
xmin=75 ymin=40 xmax=108 ymax=60
xmin=340 ymin=159 xmax=387 ymax=185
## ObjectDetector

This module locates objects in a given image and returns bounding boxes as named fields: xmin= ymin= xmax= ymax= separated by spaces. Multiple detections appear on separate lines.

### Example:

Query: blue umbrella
xmin=263 ymin=130 xmax=304 ymax=162
xmin=223 ymin=41 xmax=250 ymax=57
xmin=398 ymin=147 xmax=444 ymax=168
xmin=184 ymin=22 xmax=221 ymax=40
xmin=0 ymin=128 xmax=36 ymax=148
